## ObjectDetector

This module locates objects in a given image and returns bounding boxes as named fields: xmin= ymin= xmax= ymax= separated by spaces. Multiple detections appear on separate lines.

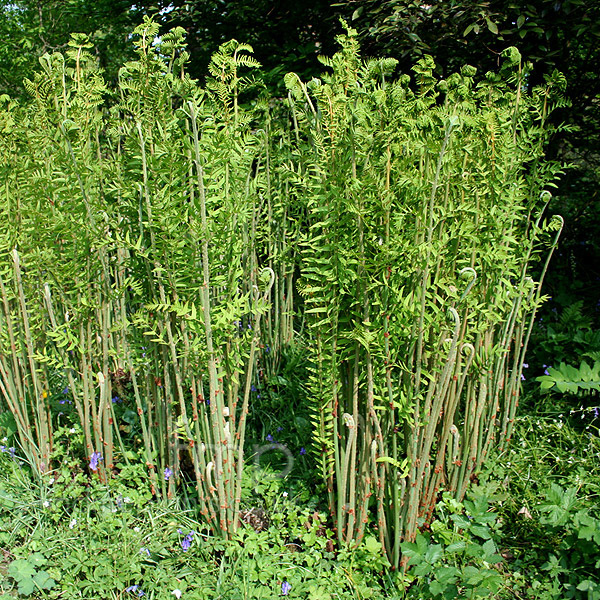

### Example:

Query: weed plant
xmin=0 ymin=450 xmax=392 ymax=599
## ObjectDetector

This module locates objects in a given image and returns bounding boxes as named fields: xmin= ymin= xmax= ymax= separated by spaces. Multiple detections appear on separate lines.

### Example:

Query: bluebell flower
xmin=277 ymin=426 xmax=283 ymax=432
xmin=164 ymin=467 xmax=173 ymax=481
xmin=281 ymin=581 xmax=291 ymax=596
xmin=62 ymin=387 xmax=69 ymax=394
xmin=0 ymin=445 xmax=12 ymax=456
xmin=181 ymin=530 xmax=195 ymax=551
xmin=112 ymin=396 xmax=121 ymax=403
xmin=125 ymin=585 xmax=145 ymax=597
xmin=89 ymin=451 xmax=103 ymax=471
xmin=140 ymin=547 xmax=150 ymax=556
xmin=520 ymin=373 xmax=526 ymax=381
xmin=300 ymin=447 xmax=306 ymax=455
xmin=251 ymin=385 xmax=257 ymax=392
xmin=522 ymin=363 xmax=529 ymax=369
xmin=266 ymin=434 xmax=273 ymax=442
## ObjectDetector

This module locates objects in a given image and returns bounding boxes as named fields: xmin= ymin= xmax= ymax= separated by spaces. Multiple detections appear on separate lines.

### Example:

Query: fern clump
xmin=0 ymin=19 xmax=565 ymax=567
xmin=285 ymin=25 xmax=564 ymax=566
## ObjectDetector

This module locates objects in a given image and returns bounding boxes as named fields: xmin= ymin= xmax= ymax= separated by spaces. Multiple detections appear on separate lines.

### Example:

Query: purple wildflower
xmin=125 ymin=585 xmax=145 ymax=597
xmin=140 ymin=547 xmax=150 ymax=556
xmin=522 ymin=363 xmax=529 ymax=369
xmin=281 ymin=581 xmax=292 ymax=596
xmin=89 ymin=451 xmax=103 ymax=471
xmin=251 ymin=385 xmax=257 ymax=392
xmin=520 ymin=374 xmax=526 ymax=381
xmin=266 ymin=434 xmax=274 ymax=442
xmin=164 ymin=467 xmax=173 ymax=481
xmin=300 ymin=447 xmax=306 ymax=455
xmin=181 ymin=530 xmax=195 ymax=552
xmin=0 ymin=446 xmax=15 ymax=458
xmin=593 ymin=407 xmax=599 ymax=419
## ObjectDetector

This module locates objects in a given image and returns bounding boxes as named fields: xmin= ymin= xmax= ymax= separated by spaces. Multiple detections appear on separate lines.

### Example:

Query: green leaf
xmin=33 ymin=571 xmax=55 ymax=591
xmin=577 ymin=580 xmax=597 ymax=592
xmin=451 ymin=514 xmax=471 ymax=529
xmin=364 ymin=535 xmax=382 ymax=555
xmin=446 ymin=541 xmax=466 ymax=553
xmin=8 ymin=559 xmax=36 ymax=581
xmin=28 ymin=553 xmax=46 ymax=568
xmin=17 ymin=578 xmax=35 ymax=597
xmin=485 ymin=18 xmax=499 ymax=34
xmin=470 ymin=525 xmax=492 ymax=539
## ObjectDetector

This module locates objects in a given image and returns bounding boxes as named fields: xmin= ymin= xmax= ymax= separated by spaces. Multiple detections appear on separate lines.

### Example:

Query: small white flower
xmin=43 ymin=500 xmax=51 ymax=508
xmin=1 ymin=437 xmax=7 ymax=443
xmin=69 ymin=518 xmax=77 ymax=529
xmin=172 ymin=590 xmax=182 ymax=599
xmin=282 ymin=492 xmax=288 ymax=498
xmin=69 ymin=428 xmax=76 ymax=434
xmin=134 ymin=526 xmax=141 ymax=533
xmin=48 ymin=478 xmax=55 ymax=485
xmin=124 ymin=497 xmax=132 ymax=503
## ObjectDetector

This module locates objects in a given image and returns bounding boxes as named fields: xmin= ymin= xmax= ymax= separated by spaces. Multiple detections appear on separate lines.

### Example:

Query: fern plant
xmin=285 ymin=23 xmax=564 ymax=568
xmin=536 ymin=361 xmax=600 ymax=396
xmin=0 ymin=17 xmax=273 ymax=539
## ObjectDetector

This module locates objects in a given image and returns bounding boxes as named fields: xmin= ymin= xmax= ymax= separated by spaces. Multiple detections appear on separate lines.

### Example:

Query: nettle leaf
xmin=469 ymin=525 xmax=492 ymax=540
xmin=446 ymin=541 xmax=467 ymax=553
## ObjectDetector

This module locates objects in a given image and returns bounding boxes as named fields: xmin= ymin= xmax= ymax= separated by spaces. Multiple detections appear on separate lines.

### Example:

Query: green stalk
xmin=188 ymin=101 xmax=230 ymax=536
